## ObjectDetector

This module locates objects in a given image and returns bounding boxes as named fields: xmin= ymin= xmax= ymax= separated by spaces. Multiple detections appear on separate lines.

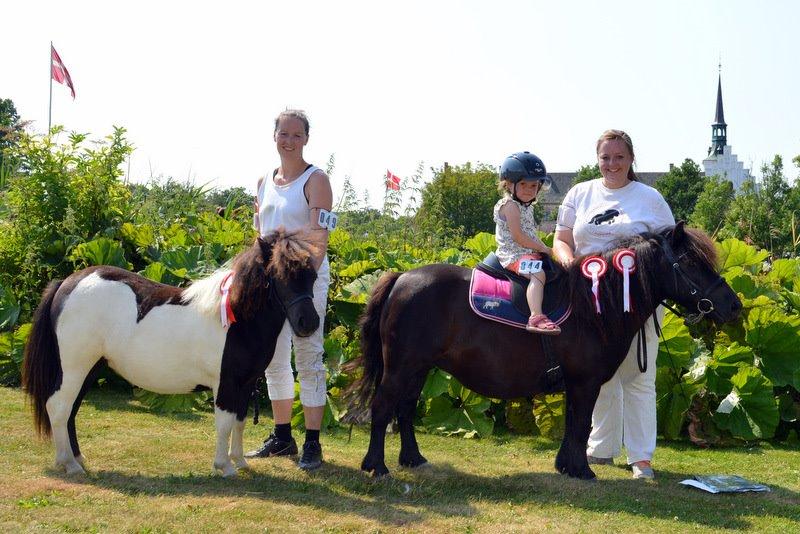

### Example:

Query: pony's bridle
xmin=658 ymin=236 xmax=726 ymax=324
xmin=269 ymin=276 xmax=314 ymax=316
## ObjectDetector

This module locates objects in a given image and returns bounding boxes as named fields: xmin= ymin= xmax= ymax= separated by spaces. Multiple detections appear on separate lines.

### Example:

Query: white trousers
xmin=264 ymin=258 xmax=329 ymax=407
xmin=586 ymin=307 xmax=662 ymax=464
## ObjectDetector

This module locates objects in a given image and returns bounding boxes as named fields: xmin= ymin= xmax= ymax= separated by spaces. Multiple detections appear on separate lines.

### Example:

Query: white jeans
xmin=264 ymin=258 xmax=329 ymax=407
xmin=586 ymin=307 xmax=662 ymax=464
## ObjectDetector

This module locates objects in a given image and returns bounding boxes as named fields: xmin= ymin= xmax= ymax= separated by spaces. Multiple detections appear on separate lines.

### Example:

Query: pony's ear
xmin=669 ymin=221 xmax=687 ymax=247
xmin=256 ymin=236 xmax=273 ymax=265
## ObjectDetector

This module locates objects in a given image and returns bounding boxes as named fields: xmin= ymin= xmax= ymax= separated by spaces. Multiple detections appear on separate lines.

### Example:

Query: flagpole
xmin=48 ymin=41 xmax=53 ymax=133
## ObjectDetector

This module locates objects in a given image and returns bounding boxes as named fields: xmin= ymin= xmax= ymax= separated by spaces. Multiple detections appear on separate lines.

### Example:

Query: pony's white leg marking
xmin=230 ymin=418 xmax=249 ymax=470
xmin=46 ymin=375 xmax=89 ymax=475
xmin=213 ymin=407 xmax=237 ymax=477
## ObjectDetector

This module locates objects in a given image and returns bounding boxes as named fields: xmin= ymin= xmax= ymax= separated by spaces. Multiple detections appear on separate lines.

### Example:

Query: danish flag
xmin=51 ymin=45 xmax=76 ymax=99
xmin=385 ymin=170 xmax=401 ymax=191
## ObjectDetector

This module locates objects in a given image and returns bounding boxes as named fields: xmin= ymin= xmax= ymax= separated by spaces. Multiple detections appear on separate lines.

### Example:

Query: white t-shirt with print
xmin=555 ymin=179 xmax=675 ymax=256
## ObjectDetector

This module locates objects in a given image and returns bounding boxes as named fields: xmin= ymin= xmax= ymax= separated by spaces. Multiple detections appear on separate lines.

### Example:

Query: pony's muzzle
xmin=293 ymin=312 xmax=320 ymax=337
xmin=710 ymin=293 xmax=743 ymax=325
xmin=720 ymin=295 xmax=743 ymax=323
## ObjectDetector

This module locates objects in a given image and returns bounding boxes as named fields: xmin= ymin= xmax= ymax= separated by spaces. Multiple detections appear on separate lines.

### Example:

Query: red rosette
xmin=612 ymin=249 xmax=636 ymax=274
xmin=581 ymin=256 xmax=608 ymax=279
xmin=612 ymin=249 xmax=636 ymax=313
xmin=580 ymin=256 xmax=607 ymax=314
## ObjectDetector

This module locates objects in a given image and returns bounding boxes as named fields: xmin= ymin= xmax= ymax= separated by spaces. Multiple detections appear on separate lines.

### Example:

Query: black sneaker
xmin=244 ymin=432 xmax=298 ymax=458
xmin=298 ymin=441 xmax=323 ymax=470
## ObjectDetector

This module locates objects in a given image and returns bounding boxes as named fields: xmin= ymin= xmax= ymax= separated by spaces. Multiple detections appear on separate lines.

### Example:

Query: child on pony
xmin=493 ymin=151 xmax=559 ymax=335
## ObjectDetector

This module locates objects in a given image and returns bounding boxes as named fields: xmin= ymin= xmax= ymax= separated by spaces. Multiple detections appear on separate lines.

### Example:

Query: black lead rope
xmin=636 ymin=326 xmax=647 ymax=373
xmin=252 ymin=377 xmax=262 ymax=425
xmin=636 ymin=312 xmax=663 ymax=374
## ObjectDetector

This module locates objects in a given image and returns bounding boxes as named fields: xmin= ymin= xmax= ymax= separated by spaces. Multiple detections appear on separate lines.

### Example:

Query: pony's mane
xmin=227 ymin=229 xmax=320 ymax=321
xmin=181 ymin=269 xmax=231 ymax=317
xmin=264 ymin=229 xmax=321 ymax=280
xmin=680 ymin=227 xmax=719 ymax=272
xmin=562 ymin=225 xmax=718 ymax=339
xmin=180 ymin=229 xmax=319 ymax=322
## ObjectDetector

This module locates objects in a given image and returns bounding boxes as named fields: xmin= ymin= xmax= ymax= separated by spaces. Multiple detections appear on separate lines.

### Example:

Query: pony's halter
xmin=658 ymin=236 xmax=726 ymax=324
xmin=270 ymin=277 xmax=313 ymax=315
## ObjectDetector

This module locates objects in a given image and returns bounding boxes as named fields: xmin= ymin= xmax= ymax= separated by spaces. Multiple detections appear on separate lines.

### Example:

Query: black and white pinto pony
xmin=22 ymin=229 xmax=320 ymax=477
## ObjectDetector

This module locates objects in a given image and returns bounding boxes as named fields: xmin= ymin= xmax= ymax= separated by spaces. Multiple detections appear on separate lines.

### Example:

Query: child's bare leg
xmin=526 ymin=271 xmax=546 ymax=316
xmin=525 ymin=271 xmax=559 ymax=335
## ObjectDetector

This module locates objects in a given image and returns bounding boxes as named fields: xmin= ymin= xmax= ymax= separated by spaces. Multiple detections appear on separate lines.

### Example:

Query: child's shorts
xmin=507 ymin=253 xmax=543 ymax=274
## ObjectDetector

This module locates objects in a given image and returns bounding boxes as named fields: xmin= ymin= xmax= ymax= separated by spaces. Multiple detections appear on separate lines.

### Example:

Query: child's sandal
xmin=526 ymin=314 xmax=561 ymax=335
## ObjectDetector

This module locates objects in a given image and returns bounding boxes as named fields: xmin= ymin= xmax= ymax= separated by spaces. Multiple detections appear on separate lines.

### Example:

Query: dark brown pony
xmin=351 ymin=223 xmax=742 ymax=479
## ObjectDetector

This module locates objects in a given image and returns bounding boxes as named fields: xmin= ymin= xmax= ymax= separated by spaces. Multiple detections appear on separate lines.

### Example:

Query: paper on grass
xmin=680 ymin=475 xmax=770 ymax=493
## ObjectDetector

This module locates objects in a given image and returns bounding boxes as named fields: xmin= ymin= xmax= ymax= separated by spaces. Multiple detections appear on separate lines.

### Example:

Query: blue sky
xmin=5 ymin=1 xmax=799 ymax=205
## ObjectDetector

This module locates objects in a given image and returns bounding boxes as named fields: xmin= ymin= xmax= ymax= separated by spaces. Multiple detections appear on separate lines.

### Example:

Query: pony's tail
xmin=346 ymin=272 xmax=401 ymax=410
xmin=22 ymin=280 xmax=64 ymax=438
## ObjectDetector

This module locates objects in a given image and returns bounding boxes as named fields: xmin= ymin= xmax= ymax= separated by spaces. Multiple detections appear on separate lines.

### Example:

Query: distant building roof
xmin=714 ymin=74 xmax=726 ymax=125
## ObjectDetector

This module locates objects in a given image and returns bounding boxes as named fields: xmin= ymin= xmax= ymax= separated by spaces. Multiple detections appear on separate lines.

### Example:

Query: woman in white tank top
xmin=246 ymin=110 xmax=332 ymax=470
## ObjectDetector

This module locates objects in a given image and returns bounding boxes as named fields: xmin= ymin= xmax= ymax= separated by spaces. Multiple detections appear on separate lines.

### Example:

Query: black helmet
xmin=500 ymin=151 xmax=552 ymax=191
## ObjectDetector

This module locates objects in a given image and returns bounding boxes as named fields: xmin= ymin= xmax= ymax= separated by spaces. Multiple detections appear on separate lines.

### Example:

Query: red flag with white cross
xmin=385 ymin=170 xmax=401 ymax=191
xmin=51 ymin=45 xmax=76 ymax=99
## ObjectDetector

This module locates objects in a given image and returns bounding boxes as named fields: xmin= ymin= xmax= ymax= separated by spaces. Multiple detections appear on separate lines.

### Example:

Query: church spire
xmin=709 ymin=63 xmax=727 ymax=156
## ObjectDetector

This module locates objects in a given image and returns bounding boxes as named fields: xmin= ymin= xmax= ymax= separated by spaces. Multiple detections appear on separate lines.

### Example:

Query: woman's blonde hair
xmin=596 ymin=129 xmax=637 ymax=181
xmin=274 ymin=109 xmax=310 ymax=136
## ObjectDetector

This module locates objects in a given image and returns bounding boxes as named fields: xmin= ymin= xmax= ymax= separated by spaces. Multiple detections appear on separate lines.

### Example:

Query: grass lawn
xmin=1 ymin=386 xmax=798 ymax=533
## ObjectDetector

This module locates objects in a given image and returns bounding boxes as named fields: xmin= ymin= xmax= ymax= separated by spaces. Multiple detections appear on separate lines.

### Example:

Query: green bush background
xmin=1 ymin=127 xmax=798 ymax=447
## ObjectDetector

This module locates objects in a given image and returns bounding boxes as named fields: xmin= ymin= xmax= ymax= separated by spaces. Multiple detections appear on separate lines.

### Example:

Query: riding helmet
xmin=499 ymin=151 xmax=552 ymax=191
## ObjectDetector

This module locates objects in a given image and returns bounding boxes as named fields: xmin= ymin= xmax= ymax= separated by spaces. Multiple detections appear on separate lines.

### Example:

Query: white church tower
xmin=702 ymin=67 xmax=752 ymax=191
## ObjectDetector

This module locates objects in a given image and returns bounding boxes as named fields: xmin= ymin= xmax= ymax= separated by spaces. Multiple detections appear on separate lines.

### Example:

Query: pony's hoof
xmin=399 ymin=454 xmax=428 ymax=468
xmin=75 ymin=455 xmax=87 ymax=468
xmin=220 ymin=467 xmax=238 ymax=478
xmin=361 ymin=458 xmax=390 ymax=477
xmin=233 ymin=458 xmax=250 ymax=470
xmin=214 ymin=462 xmax=238 ymax=478
xmin=63 ymin=461 xmax=86 ymax=476
xmin=565 ymin=465 xmax=596 ymax=480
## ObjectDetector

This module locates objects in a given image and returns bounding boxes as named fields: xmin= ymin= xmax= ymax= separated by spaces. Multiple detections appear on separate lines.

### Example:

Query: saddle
xmin=469 ymin=252 xmax=571 ymax=330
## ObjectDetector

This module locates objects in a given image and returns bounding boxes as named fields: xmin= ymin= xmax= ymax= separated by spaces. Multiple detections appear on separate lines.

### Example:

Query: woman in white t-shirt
xmin=552 ymin=129 xmax=674 ymax=480
xmin=245 ymin=109 xmax=332 ymax=471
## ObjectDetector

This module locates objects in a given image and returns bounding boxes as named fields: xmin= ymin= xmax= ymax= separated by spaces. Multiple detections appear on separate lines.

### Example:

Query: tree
xmin=655 ymin=159 xmax=707 ymax=222
xmin=689 ymin=176 xmax=735 ymax=235
xmin=416 ymin=162 xmax=500 ymax=241
xmin=0 ymin=127 xmax=133 ymax=315
xmin=721 ymin=155 xmax=797 ymax=255
xmin=0 ymin=98 xmax=24 ymax=182
xmin=0 ymin=98 xmax=21 ymax=150
xmin=572 ymin=164 xmax=601 ymax=186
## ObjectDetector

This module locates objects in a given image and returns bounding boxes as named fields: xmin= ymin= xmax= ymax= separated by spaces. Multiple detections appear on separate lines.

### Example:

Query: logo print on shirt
xmin=588 ymin=209 xmax=620 ymax=225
